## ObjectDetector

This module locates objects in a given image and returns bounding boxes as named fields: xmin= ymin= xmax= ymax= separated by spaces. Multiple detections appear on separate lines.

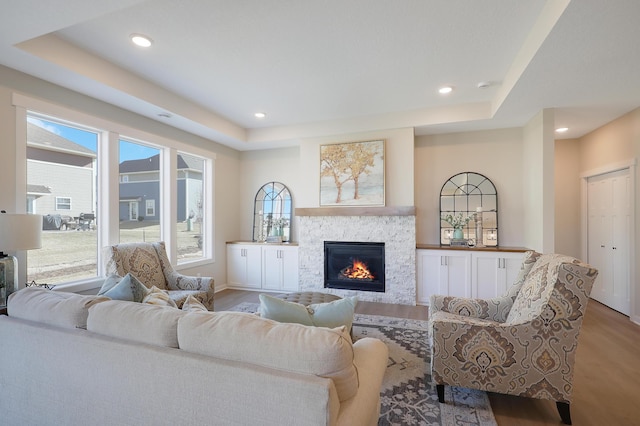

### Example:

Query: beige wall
xmin=522 ymin=109 xmax=556 ymax=253
xmin=414 ymin=128 xmax=525 ymax=246
xmin=554 ymin=138 xmax=581 ymax=257
xmin=297 ymin=128 xmax=415 ymax=209
xmin=579 ymin=110 xmax=635 ymax=172
xmin=239 ymin=146 xmax=300 ymax=241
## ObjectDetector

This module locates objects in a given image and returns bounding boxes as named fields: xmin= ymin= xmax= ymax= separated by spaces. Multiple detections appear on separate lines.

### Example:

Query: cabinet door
xmin=442 ymin=251 xmax=471 ymax=298
xmin=227 ymin=245 xmax=247 ymax=287
xmin=416 ymin=249 xmax=471 ymax=304
xmin=262 ymin=246 xmax=299 ymax=291
xmin=262 ymin=246 xmax=283 ymax=290
xmin=416 ymin=250 xmax=442 ymax=305
xmin=472 ymin=252 xmax=524 ymax=299
xmin=226 ymin=244 xmax=261 ymax=289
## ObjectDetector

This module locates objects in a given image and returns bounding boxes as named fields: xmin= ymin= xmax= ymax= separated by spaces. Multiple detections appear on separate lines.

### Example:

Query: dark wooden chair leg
xmin=556 ymin=401 xmax=572 ymax=425
xmin=436 ymin=384 xmax=445 ymax=403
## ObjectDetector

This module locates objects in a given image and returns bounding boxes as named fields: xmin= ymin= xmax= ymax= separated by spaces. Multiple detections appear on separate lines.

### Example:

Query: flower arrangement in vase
xmin=441 ymin=212 xmax=474 ymax=240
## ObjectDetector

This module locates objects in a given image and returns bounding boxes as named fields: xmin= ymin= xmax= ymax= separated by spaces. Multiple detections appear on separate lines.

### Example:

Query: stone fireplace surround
xmin=296 ymin=206 xmax=416 ymax=305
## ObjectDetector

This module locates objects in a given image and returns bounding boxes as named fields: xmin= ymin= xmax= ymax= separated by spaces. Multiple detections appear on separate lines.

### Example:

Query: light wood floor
xmin=214 ymin=290 xmax=640 ymax=425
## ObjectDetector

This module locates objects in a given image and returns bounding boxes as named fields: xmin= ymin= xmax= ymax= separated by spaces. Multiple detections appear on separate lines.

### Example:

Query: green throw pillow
xmin=258 ymin=293 xmax=357 ymax=331
xmin=98 ymin=273 xmax=149 ymax=302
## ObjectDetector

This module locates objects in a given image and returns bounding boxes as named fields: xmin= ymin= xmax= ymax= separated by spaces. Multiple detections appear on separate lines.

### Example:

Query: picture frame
xmin=320 ymin=139 xmax=385 ymax=207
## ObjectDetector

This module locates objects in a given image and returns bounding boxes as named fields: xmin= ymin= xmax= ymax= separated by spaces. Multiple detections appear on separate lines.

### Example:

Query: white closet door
xmin=587 ymin=169 xmax=631 ymax=315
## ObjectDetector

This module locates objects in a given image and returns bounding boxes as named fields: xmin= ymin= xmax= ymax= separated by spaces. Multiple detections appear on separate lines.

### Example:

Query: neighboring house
xmin=26 ymin=122 xmax=96 ymax=223
xmin=119 ymin=153 xmax=202 ymax=222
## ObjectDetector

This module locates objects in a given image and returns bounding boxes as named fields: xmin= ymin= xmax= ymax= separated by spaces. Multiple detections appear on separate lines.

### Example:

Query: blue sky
xmin=28 ymin=117 xmax=159 ymax=162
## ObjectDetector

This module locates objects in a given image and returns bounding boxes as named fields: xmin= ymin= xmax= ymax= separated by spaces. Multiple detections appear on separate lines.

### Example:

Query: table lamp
xmin=0 ymin=212 xmax=42 ymax=308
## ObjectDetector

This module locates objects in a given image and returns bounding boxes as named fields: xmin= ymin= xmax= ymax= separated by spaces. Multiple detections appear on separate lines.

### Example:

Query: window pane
xmin=177 ymin=151 xmax=204 ymax=263
xmin=26 ymin=116 xmax=98 ymax=284
xmin=119 ymin=140 xmax=161 ymax=243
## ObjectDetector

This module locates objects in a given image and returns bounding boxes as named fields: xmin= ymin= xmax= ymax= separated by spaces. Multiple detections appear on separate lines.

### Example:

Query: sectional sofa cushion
xmin=87 ymin=299 xmax=185 ymax=348
xmin=178 ymin=311 xmax=359 ymax=401
xmin=7 ymin=287 xmax=109 ymax=329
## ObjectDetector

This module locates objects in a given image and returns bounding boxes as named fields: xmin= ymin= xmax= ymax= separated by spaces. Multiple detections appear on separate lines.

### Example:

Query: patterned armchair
xmin=429 ymin=252 xmax=598 ymax=425
xmin=104 ymin=241 xmax=215 ymax=310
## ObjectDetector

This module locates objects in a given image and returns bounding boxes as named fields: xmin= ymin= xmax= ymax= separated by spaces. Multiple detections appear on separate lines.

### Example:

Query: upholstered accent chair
xmin=429 ymin=252 xmax=598 ymax=425
xmin=104 ymin=241 xmax=214 ymax=310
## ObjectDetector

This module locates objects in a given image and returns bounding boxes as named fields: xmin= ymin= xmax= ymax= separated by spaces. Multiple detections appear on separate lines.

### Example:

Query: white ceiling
xmin=2 ymin=0 xmax=639 ymax=151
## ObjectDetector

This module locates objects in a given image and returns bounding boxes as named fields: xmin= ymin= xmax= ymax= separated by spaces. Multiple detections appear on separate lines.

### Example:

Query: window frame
xmin=14 ymin=93 xmax=216 ymax=292
xmin=146 ymin=199 xmax=156 ymax=216
xmin=55 ymin=196 xmax=72 ymax=210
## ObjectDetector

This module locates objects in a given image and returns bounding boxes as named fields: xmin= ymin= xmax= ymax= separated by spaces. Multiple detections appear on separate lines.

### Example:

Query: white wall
xmin=414 ymin=128 xmax=525 ymax=246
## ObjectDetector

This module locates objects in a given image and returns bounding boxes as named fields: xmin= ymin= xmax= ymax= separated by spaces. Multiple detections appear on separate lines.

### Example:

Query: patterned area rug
xmin=228 ymin=303 xmax=497 ymax=426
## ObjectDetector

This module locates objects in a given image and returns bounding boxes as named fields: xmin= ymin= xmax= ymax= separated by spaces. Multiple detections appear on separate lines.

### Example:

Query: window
xmin=118 ymin=139 xmax=161 ymax=244
xmin=177 ymin=151 xmax=205 ymax=263
xmin=55 ymin=197 xmax=72 ymax=210
xmin=146 ymin=199 xmax=155 ymax=216
xmin=18 ymin=98 xmax=216 ymax=288
xmin=26 ymin=115 xmax=98 ymax=285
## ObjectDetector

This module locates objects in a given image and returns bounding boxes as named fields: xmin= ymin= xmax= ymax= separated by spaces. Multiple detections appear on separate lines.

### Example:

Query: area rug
xmin=228 ymin=302 xmax=497 ymax=426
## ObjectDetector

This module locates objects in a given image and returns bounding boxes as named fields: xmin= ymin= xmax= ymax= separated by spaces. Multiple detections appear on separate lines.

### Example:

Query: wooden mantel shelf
xmin=295 ymin=206 xmax=415 ymax=217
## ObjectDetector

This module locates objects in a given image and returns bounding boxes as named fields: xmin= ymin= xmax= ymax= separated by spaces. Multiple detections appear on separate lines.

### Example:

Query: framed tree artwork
xmin=320 ymin=139 xmax=385 ymax=206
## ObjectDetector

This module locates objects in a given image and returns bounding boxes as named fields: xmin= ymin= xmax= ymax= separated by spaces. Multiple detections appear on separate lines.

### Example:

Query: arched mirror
xmin=253 ymin=182 xmax=293 ymax=242
xmin=440 ymin=172 xmax=498 ymax=246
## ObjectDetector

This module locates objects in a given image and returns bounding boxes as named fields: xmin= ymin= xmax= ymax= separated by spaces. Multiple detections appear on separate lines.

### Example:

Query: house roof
xmin=27 ymin=184 xmax=52 ymax=195
xmin=27 ymin=122 xmax=96 ymax=157
xmin=120 ymin=153 xmax=203 ymax=173
xmin=2 ymin=1 xmax=640 ymax=150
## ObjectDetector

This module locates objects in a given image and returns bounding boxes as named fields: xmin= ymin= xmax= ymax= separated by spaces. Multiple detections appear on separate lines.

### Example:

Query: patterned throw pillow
xmin=258 ymin=293 xmax=357 ymax=331
xmin=181 ymin=295 xmax=208 ymax=312
xmin=98 ymin=273 xmax=150 ymax=302
xmin=142 ymin=286 xmax=178 ymax=308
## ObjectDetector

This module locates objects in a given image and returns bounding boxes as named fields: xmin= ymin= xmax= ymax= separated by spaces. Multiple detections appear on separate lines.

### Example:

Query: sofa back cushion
xmin=87 ymin=300 xmax=185 ymax=348
xmin=178 ymin=311 xmax=358 ymax=402
xmin=7 ymin=287 xmax=109 ymax=329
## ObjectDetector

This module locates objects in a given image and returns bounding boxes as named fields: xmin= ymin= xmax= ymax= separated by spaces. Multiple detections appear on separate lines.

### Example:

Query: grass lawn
xmin=28 ymin=220 xmax=202 ymax=285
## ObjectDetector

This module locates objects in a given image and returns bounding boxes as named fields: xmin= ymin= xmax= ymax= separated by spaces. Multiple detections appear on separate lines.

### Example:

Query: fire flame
xmin=341 ymin=259 xmax=375 ymax=280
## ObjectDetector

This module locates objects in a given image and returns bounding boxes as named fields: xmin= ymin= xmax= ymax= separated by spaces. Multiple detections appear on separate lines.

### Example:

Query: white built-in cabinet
xmin=226 ymin=242 xmax=299 ymax=291
xmin=227 ymin=244 xmax=262 ymax=289
xmin=416 ymin=248 xmax=526 ymax=305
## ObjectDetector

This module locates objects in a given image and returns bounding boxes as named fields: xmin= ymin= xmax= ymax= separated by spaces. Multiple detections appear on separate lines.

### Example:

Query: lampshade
xmin=0 ymin=213 xmax=42 ymax=252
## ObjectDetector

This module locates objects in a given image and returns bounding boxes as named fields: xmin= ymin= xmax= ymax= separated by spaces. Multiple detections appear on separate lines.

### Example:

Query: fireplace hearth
xmin=324 ymin=241 xmax=385 ymax=292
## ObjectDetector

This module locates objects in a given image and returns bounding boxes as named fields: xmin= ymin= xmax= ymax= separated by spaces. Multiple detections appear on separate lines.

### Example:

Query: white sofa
xmin=0 ymin=288 xmax=388 ymax=426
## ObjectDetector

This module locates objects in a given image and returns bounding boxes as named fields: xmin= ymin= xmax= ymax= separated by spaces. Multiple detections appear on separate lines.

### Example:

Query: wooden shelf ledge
xmin=295 ymin=206 xmax=415 ymax=217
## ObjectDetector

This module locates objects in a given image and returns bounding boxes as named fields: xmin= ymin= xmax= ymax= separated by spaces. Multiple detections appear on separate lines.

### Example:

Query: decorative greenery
xmin=441 ymin=212 xmax=474 ymax=229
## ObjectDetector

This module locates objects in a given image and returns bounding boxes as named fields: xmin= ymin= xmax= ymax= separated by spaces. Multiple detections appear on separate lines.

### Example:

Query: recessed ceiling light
xmin=130 ymin=34 xmax=153 ymax=47
xmin=254 ymin=112 xmax=266 ymax=119
xmin=555 ymin=127 xmax=569 ymax=133
xmin=438 ymin=86 xmax=453 ymax=95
